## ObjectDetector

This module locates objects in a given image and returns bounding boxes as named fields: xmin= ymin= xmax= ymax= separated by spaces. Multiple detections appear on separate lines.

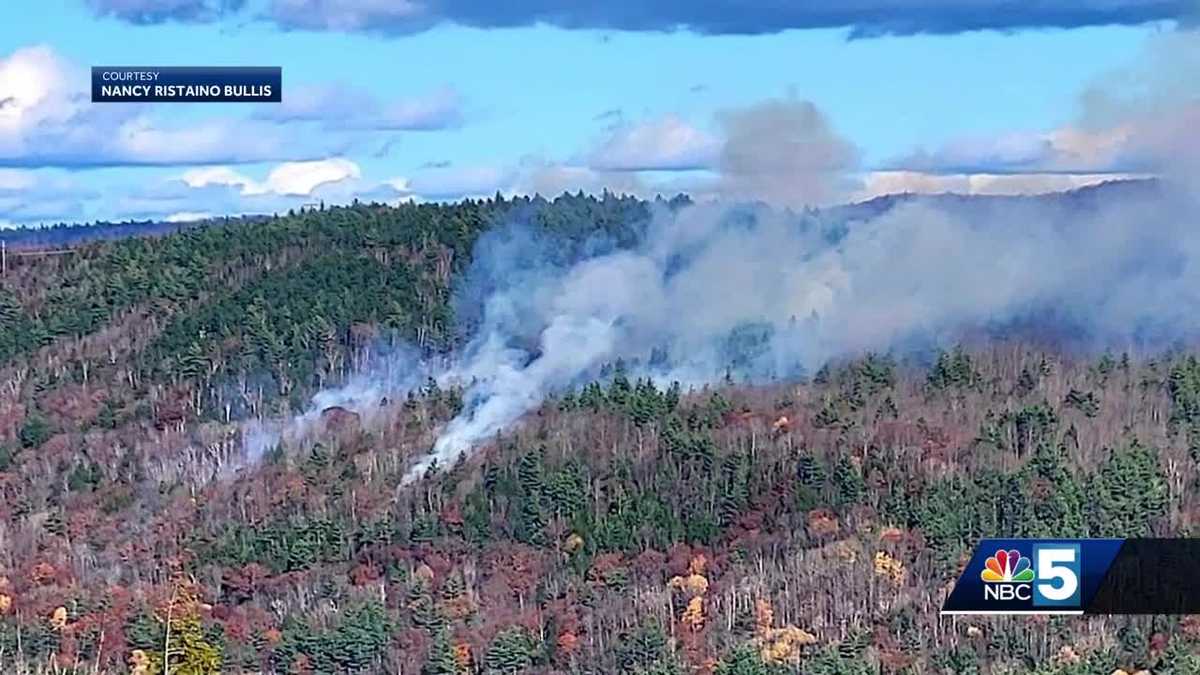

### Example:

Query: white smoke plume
xmin=239 ymin=342 xmax=438 ymax=462
xmin=400 ymin=180 xmax=1197 ymax=481
xmin=263 ymin=30 xmax=1200 ymax=484
xmin=408 ymin=25 xmax=1200 ymax=478
xmin=716 ymin=98 xmax=861 ymax=208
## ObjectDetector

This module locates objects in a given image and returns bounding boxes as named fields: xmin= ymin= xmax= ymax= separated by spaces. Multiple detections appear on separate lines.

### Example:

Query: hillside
xmin=0 ymin=185 xmax=1198 ymax=674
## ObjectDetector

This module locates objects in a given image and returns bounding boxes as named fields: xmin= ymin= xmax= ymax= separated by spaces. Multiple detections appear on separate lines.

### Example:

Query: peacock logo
xmin=981 ymin=549 xmax=1035 ymax=583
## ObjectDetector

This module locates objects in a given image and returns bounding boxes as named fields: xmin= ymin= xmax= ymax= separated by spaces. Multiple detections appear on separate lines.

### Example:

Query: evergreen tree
xmin=614 ymin=621 xmax=680 ymax=675
xmin=484 ymin=627 xmax=539 ymax=674
xmin=832 ymin=457 xmax=865 ymax=507
xmin=423 ymin=630 xmax=461 ymax=675
xmin=1088 ymin=442 xmax=1168 ymax=537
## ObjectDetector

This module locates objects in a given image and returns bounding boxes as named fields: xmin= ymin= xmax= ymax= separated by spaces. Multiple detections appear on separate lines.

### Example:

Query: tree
xmin=614 ymin=621 xmax=680 ymax=675
xmin=130 ymin=585 xmax=223 ymax=675
xmin=928 ymin=347 xmax=978 ymax=390
xmin=832 ymin=457 xmax=865 ymax=508
xmin=714 ymin=646 xmax=773 ymax=675
xmin=1089 ymin=442 xmax=1168 ymax=537
xmin=163 ymin=612 xmax=222 ymax=675
xmin=423 ymin=630 xmax=461 ymax=675
xmin=483 ymin=627 xmax=539 ymax=674
xmin=18 ymin=413 xmax=50 ymax=449
xmin=1022 ymin=443 xmax=1086 ymax=537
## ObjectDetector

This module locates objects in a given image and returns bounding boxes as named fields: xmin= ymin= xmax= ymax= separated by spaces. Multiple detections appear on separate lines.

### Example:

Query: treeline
xmin=1 ymin=346 xmax=1197 ymax=673
xmin=0 ymin=187 xmax=1197 ymax=673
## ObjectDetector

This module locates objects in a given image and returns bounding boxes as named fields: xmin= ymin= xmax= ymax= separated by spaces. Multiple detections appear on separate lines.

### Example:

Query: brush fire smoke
xmin=401 ymin=182 xmax=1196 ymax=481
xmin=245 ymin=29 xmax=1200 ymax=485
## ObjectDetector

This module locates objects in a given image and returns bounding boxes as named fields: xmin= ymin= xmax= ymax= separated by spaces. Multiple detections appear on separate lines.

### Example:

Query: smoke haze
xmin=403 ymin=179 xmax=1196 ymax=480
xmin=255 ymin=29 xmax=1200 ymax=484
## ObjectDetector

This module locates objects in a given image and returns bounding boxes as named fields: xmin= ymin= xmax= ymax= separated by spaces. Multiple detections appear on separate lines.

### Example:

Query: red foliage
xmin=40 ymin=384 xmax=106 ymax=428
xmin=666 ymin=543 xmax=697 ymax=577
xmin=805 ymin=508 xmax=840 ymax=540
xmin=632 ymin=548 xmax=667 ymax=583
xmin=222 ymin=563 xmax=271 ymax=603
xmin=29 ymin=561 xmax=62 ymax=587
xmin=349 ymin=562 xmax=382 ymax=587
xmin=586 ymin=552 xmax=626 ymax=587
xmin=153 ymin=388 xmax=191 ymax=429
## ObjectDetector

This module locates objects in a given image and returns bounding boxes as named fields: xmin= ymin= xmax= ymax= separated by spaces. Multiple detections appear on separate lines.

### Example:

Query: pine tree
xmin=1023 ymin=444 xmax=1086 ymax=537
xmin=1089 ymin=442 xmax=1168 ymax=537
xmin=423 ymin=630 xmax=461 ymax=675
xmin=832 ymin=457 xmax=865 ymax=507
xmin=614 ymin=621 xmax=680 ymax=675
xmin=484 ymin=627 xmax=539 ymax=673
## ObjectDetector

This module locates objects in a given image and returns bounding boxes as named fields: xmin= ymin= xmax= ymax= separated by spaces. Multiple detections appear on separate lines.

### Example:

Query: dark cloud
xmin=85 ymin=0 xmax=1193 ymax=35
xmin=264 ymin=0 xmax=1191 ymax=36
xmin=86 ymin=0 xmax=244 ymax=23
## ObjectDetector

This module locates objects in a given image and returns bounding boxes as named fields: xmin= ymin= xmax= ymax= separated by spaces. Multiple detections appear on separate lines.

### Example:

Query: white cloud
xmin=401 ymin=165 xmax=510 ymax=199
xmin=257 ymin=83 xmax=463 ymax=131
xmin=180 ymin=158 xmax=361 ymax=197
xmin=857 ymin=170 xmax=1149 ymax=200
xmin=267 ymin=0 xmax=427 ymax=32
xmin=0 ymin=45 xmax=84 ymax=147
xmin=181 ymin=166 xmax=257 ymax=191
xmin=0 ymin=168 xmax=37 ymax=191
xmin=0 ymin=168 xmax=96 ymax=223
xmin=262 ymin=158 xmax=361 ymax=195
xmin=0 ymin=45 xmax=353 ymax=168
xmin=164 ymin=211 xmax=213 ymax=222
xmin=588 ymin=115 xmax=719 ymax=171
xmin=893 ymin=126 xmax=1140 ymax=175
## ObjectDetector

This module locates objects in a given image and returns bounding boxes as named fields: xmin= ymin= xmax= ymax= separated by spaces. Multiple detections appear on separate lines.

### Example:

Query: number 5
xmin=1035 ymin=546 xmax=1080 ymax=604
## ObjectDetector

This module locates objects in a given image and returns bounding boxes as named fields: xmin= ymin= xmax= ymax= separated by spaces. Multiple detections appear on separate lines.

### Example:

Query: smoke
xmin=716 ymin=99 xmax=861 ymax=208
xmin=1077 ymin=28 xmax=1200 ymax=189
xmin=265 ymin=32 xmax=1200 ymax=484
xmin=401 ymin=177 xmax=1197 ymax=481
xmin=238 ymin=342 xmax=436 ymax=462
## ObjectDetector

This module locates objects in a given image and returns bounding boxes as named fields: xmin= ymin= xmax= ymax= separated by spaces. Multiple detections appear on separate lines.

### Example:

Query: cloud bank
xmin=0 ymin=46 xmax=343 ymax=168
xmin=87 ymin=0 xmax=1195 ymax=36
xmin=254 ymin=84 xmax=463 ymax=131
xmin=86 ymin=0 xmax=244 ymax=24
xmin=0 ymin=45 xmax=462 ymax=170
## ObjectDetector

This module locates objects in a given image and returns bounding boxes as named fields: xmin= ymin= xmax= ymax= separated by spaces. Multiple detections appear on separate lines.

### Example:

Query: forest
xmin=0 ymin=187 xmax=1198 ymax=674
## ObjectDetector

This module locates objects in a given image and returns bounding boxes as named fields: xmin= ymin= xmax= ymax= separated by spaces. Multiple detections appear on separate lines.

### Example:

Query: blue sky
xmin=0 ymin=0 xmax=1192 ymax=225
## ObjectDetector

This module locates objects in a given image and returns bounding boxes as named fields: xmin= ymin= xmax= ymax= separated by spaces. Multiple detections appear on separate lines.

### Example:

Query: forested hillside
xmin=0 ymin=188 xmax=1197 ymax=674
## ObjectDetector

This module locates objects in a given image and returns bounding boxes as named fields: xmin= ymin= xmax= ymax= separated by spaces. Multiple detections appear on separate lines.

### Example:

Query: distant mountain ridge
xmin=0 ymin=178 xmax=1160 ymax=250
xmin=0 ymin=215 xmax=270 ymax=249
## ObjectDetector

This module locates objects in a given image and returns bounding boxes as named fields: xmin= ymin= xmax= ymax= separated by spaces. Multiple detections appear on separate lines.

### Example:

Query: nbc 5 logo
xmin=980 ymin=544 xmax=1081 ymax=607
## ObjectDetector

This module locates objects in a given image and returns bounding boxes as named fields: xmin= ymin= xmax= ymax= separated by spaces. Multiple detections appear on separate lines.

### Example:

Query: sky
xmin=0 ymin=0 xmax=1194 ymax=226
